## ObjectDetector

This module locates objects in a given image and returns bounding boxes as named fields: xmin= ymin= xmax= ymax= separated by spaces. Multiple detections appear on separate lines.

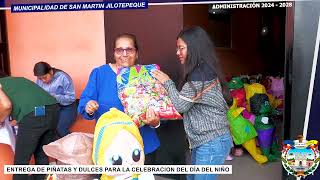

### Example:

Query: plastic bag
xmin=43 ymin=132 xmax=95 ymax=180
xmin=0 ymin=117 xmax=16 ymax=152
xmin=43 ymin=132 xmax=94 ymax=165
xmin=117 ymin=64 xmax=182 ymax=127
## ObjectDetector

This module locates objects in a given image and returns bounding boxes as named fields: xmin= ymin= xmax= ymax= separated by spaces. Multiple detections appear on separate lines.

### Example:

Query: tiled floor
xmin=220 ymin=153 xmax=282 ymax=180
xmin=155 ymin=153 xmax=282 ymax=180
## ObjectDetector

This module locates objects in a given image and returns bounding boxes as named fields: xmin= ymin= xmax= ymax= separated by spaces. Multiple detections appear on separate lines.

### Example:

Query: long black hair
xmin=33 ymin=61 xmax=62 ymax=76
xmin=178 ymin=26 xmax=231 ymax=104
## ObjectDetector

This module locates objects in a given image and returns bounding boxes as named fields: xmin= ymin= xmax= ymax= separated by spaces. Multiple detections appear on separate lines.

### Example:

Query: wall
xmin=5 ymin=6 xmax=105 ymax=98
xmin=289 ymin=0 xmax=320 ymax=141
xmin=183 ymin=4 xmax=208 ymax=30
xmin=183 ymin=6 xmax=286 ymax=77
xmin=183 ymin=6 xmax=264 ymax=76
xmin=283 ymin=6 xmax=294 ymax=141
xmin=0 ymin=11 xmax=9 ymax=75
xmin=287 ymin=1 xmax=320 ymax=179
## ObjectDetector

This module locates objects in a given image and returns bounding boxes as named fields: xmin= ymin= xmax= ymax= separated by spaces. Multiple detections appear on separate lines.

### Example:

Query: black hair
xmin=33 ymin=61 xmax=63 ymax=77
xmin=177 ymin=26 xmax=231 ymax=104
xmin=33 ymin=61 xmax=53 ymax=76
xmin=113 ymin=33 xmax=139 ymax=52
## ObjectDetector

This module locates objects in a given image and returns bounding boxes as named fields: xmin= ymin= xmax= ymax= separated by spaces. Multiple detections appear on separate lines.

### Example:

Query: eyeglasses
xmin=176 ymin=46 xmax=186 ymax=52
xmin=114 ymin=48 xmax=136 ymax=55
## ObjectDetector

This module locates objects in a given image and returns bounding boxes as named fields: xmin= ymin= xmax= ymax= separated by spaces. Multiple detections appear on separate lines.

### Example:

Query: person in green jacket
xmin=0 ymin=71 xmax=59 ymax=180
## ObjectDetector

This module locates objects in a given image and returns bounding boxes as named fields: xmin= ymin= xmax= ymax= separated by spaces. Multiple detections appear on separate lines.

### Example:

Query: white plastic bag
xmin=0 ymin=117 xmax=16 ymax=152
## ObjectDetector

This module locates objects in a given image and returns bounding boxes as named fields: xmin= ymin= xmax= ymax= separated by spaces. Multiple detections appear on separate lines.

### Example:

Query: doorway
xmin=183 ymin=4 xmax=288 ymax=180
xmin=0 ymin=10 xmax=9 ymax=75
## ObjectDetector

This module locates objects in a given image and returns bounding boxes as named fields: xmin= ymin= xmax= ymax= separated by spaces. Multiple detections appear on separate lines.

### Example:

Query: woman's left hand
xmin=142 ymin=108 xmax=160 ymax=128
xmin=151 ymin=70 xmax=170 ymax=84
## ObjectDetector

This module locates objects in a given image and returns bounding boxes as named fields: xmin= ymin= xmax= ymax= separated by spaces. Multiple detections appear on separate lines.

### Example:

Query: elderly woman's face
xmin=114 ymin=37 xmax=138 ymax=67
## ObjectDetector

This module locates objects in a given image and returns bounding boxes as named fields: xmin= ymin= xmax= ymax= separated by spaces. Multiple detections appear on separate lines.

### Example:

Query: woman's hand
xmin=142 ymin=108 xmax=160 ymax=128
xmin=151 ymin=70 xmax=170 ymax=84
xmin=85 ymin=100 xmax=99 ymax=115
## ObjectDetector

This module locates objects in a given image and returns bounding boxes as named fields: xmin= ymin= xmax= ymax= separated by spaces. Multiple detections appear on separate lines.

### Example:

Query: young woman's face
xmin=176 ymin=38 xmax=188 ymax=65
xmin=38 ymin=70 xmax=54 ymax=84
xmin=114 ymin=37 xmax=138 ymax=67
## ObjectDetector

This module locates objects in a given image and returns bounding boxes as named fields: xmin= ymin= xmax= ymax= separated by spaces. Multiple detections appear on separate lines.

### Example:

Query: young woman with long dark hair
xmin=152 ymin=26 xmax=233 ymax=180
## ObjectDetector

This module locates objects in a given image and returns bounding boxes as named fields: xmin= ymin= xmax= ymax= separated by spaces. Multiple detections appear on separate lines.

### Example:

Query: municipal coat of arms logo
xmin=282 ymin=135 xmax=320 ymax=178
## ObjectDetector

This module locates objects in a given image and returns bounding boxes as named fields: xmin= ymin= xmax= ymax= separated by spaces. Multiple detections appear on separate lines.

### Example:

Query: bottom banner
xmin=4 ymin=165 xmax=232 ymax=175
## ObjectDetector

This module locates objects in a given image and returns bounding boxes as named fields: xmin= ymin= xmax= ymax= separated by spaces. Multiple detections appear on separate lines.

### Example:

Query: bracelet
xmin=151 ymin=121 xmax=161 ymax=129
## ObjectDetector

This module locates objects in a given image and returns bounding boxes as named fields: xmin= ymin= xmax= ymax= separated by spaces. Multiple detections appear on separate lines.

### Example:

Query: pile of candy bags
xmin=117 ymin=64 xmax=182 ymax=127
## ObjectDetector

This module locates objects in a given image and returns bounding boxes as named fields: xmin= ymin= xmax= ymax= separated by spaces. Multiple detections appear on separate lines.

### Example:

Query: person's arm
xmin=163 ymin=79 xmax=195 ymax=113
xmin=78 ymin=69 xmax=99 ymax=120
xmin=52 ymin=75 xmax=76 ymax=105
xmin=151 ymin=70 xmax=195 ymax=113
xmin=0 ymin=85 xmax=12 ymax=126
xmin=142 ymin=108 xmax=160 ymax=128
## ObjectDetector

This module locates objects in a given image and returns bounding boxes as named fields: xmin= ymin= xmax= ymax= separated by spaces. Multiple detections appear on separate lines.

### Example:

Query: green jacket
xmin=0 ymin=77 xmax=57 ymax=123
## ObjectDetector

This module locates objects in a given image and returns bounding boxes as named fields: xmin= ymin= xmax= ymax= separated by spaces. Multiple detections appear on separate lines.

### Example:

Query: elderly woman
xmin=78 ymin=33 xmax=160 ymax=164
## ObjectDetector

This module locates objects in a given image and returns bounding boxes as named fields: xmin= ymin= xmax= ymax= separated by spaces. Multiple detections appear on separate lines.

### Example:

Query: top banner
xmin=0 ymin=0 xmax=303 ymax=9
xmin=11 ymin=1 xmax=148 ymax=12
xmin=1 ymin=0 xmax=298 ymax=12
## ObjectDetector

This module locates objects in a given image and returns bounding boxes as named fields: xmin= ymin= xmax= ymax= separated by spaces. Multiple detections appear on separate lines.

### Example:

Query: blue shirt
xmin=78 ymin=64 xmax=160 ymax=154
xmin=36 ymin=70 xmax=76 ymax=106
